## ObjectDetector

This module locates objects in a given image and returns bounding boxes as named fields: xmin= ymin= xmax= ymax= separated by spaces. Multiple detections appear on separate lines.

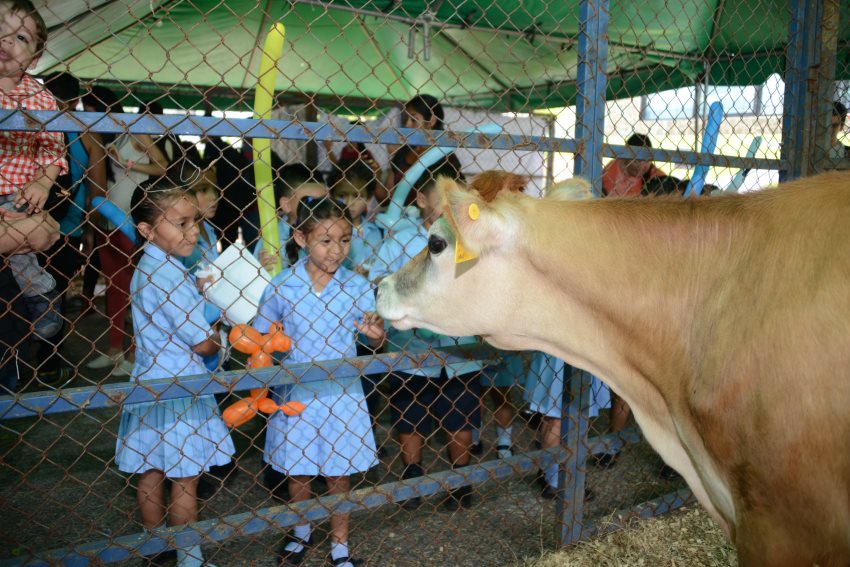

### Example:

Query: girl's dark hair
xmin=285 ymin=196 xmax=351 ymax=264
xmin=130 ymin=179 xmax=188 ymax=227
xmin=404 ymin=94 xmax=445 ymax=131
xmin=327 ymin=158 xmax=377 ymax=198
xmin=408 ymin=154 xmax=463 ymax=206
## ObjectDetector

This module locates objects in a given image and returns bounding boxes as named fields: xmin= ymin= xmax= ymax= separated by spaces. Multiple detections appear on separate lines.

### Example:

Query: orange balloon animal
xmin=221 ymin=324 xmax=303 ymax=427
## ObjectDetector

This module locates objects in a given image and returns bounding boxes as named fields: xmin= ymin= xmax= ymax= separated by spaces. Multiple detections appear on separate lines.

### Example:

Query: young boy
xmin=369 ymin=156 xmax=483 ymax=511
xmin=0 ymin=0 xmax=68 ymax=341
xmin=254 ymin=162 xmax=327 ymax=272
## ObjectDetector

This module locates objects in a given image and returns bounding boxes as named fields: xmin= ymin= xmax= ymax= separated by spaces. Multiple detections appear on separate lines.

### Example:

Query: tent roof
xmin=36 ymin=0 xmax=850 ymax=112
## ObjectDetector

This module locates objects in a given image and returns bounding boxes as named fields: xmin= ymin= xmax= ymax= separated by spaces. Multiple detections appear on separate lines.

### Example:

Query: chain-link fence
xmin=1 ymin=0 xmax=847 ymax=565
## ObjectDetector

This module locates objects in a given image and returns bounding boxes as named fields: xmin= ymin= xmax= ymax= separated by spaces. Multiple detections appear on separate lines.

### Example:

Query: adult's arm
xmin=0 ymin=213 xmax=60 ymax=255
xmin=81 ymin=131 xmax=108 ymax=200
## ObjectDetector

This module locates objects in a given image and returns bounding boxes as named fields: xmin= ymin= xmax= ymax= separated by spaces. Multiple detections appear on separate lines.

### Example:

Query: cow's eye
xmin=428 ymin=234 xmax=448 ymax=255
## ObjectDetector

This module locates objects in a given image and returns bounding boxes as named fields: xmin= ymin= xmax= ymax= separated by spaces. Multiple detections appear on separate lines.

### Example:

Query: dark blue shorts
xmin=389 ymin=370 xmax=481 ymax=434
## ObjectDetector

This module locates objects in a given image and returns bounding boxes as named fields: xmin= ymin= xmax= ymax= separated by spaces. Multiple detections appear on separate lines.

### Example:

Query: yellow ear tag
xmin=468 ymin=203 xmax=480 ymax=220
xmin=454 ymin=239 xmax=478 ymax=264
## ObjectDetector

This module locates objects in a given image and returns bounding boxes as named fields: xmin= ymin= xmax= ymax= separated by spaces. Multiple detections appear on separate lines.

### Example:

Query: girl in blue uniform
xmin=254 ymin=197 xmax=385 ymax=567
xmin=114 ymin=181 xmax=235 ymax=567
xmin=524 ymin=353 xmax=611 ymax=498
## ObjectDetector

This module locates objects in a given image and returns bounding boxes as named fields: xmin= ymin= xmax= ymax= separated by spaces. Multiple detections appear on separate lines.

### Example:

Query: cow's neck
xmin=516 ymin=198 xmax=743 ymax=401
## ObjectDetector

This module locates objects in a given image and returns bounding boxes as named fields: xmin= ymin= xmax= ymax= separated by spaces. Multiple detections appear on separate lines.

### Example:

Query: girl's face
xmin=195 ymin=189 xmax=218 ymax=220
xmin=416 ymin=186 xmax=444 ymax=228
xmin=294 ymin=217 xmax=353 ymax=277
xmin=139 ymin=196 xmax=201 ymax=257
xmin=403 ymin=105 xmax=434 ymax=130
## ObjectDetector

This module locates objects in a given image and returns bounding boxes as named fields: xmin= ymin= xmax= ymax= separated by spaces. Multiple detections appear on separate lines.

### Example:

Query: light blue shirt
xmin=369 ymin=207 xmax=483 ymax=378
xmin=131 ymin=243 xmax=212 ymax=381
xmin=254 ymin=258 xmax=375 ymax=392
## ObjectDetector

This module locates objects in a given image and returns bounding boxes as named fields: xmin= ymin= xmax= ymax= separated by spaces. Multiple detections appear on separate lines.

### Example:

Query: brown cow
xmin=375 ymin=171 xmax=850 ymax=567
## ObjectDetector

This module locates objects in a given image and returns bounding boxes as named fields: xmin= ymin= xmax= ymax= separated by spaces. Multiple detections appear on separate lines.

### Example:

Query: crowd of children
xmin=0 ymin=3 xmax=636 ymax=565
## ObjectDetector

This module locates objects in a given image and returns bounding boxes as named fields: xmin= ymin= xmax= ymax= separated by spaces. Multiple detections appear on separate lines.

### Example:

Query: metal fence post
xmin=781 ymin=0 xmax=820 ymax=181
xmin=574 ymin=0 xmax=610 ymax=196
xmin=557 ymin=366 xmax=593 ymax=546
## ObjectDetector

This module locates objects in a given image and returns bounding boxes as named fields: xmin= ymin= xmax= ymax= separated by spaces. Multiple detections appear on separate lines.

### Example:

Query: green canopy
xmin=35 ymin=0 xmax=850 ymax=112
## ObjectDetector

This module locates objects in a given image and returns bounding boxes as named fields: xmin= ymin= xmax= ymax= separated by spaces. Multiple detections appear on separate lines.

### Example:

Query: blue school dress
xmin=115 ymin=243 xmax=235 ymax=477
xmin=254 ymin=259 xmax=378 ymax=477
xmin=524 ymin=352 xmax=611 ymax=418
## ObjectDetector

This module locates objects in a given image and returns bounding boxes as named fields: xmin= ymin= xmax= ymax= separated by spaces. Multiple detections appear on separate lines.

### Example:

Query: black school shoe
xmin=279 ymin=535 xmax=312 ymax=566
xmin=536 ymin=471 xmax=594 ymax=502
xmin=443 ymin=485 xmax=473 ymax=511
xmin=590 ymin=451 xmax=620 ymax=469
xmin=400 ymin=463 xmax=423 ymax=509
xmin=540 ymin=484 xmax=596 ymax=502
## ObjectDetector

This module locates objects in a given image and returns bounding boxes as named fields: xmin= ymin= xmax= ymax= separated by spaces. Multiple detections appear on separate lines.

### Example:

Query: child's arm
xmin=191 ymin=333 xmax=222 ymax=357
xmin=81 ymin=131 xmax=108 ymax=199
xmin=108 ymin=135 xmax=168 ymax=178
xmin=15 ymin=164 xmax=61 ymax=214
xmin=354 ymin=311 xmax=386 ymax=350
xmin=0 ymin=212 xmax=60 ymax=254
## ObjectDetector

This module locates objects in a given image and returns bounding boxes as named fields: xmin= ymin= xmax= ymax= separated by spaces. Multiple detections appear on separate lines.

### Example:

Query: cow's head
xmin=376 ymin=175 xmax=591 ymax=346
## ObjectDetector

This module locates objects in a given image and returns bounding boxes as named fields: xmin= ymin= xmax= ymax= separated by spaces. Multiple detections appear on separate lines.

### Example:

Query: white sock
xmin=471 ymin=428 xmax=480 ymax=444
xmin=176 ymin=544 xmax=203 ymax=567
xmin=496 ymin=425 xmax=513 ymax=447
xmin=330 ymin=541 xmax=350 ymax=560
xmin=285 ymin=523 xmax=311 ymax=553
xmin=544 ymin=462 xmax=559 ymax=489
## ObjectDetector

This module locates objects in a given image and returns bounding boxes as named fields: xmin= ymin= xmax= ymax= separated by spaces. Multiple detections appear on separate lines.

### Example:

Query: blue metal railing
xmin=0 ymin=109 xmax=784 ymax=172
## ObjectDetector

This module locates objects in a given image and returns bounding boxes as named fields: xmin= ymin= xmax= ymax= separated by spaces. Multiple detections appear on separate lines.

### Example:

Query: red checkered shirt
xmin=0 ymin=73 xmax=68 ymax=196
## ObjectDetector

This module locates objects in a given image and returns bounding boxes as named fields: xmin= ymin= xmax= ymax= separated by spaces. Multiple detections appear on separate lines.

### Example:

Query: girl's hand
xmin=195 ymin=274 xmax=214 ymax=292
xmin=354 ymin=312 xmax=386 ymax=346
xmin=258 ymin=249 xmax=276 ymax=271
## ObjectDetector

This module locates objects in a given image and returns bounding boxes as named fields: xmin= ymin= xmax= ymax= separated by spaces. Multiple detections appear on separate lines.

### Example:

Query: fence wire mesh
xmin=0 ymin=0 xmax=847 ymax=565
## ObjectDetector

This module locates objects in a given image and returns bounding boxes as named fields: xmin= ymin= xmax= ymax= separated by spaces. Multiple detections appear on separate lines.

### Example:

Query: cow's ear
xmin=440 ymin=176 xmax=508 ymax=257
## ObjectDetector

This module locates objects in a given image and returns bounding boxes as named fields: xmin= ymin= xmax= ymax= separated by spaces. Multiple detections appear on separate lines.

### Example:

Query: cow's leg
xmin=629 ymin=406 xmax=731 ymax=533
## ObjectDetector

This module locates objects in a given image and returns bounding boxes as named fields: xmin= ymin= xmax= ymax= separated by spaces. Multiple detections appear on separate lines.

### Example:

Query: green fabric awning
xmin=35 ymin=1 xmax=850 ymax=112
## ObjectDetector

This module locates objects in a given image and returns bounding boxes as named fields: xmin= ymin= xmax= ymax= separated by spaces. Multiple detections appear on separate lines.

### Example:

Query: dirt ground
xmin=1 ymin=292 xmax=696 ymax=566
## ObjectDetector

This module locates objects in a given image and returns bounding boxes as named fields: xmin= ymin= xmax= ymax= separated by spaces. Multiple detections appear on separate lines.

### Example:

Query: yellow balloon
xmin=253 ymin=23 xmax=286 ymax=276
